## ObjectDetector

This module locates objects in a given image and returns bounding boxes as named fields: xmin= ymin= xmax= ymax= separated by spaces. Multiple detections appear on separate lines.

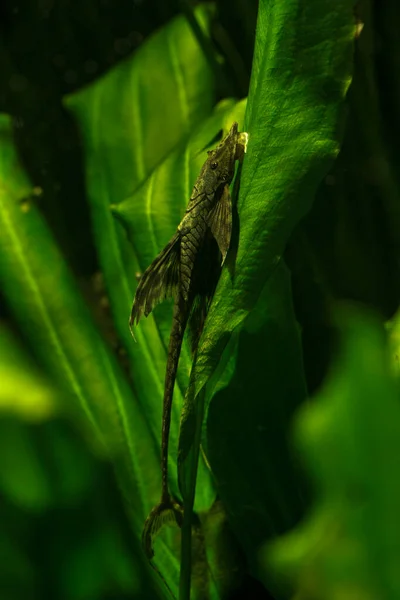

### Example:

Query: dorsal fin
xmin=130 ymin=232 xmax=180 ymax=328
xmin=208 ymin=184 xmax=232 ymax=265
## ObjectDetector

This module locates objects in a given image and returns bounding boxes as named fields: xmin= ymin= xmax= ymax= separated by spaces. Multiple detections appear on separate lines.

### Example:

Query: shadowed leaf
xmin=265 ymin=307 xmax=400 ymax=600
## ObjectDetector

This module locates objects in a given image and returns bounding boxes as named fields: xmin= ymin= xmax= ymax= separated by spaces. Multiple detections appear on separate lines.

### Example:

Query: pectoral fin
xmin=208 ymin=184 xmax=232 ymax=265
xmin=130 ymin=232 xmax=180 ymax=328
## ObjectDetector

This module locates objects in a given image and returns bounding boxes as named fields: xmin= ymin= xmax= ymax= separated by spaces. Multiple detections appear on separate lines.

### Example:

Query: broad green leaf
xmin=0 ymin=114 xmax=178 ymax=596
xmin=64 ymin=3 xmax=219 ymax=515
xmin=178 ymin=0 xmax=356 ymax=578
xmin=0 ymin=328 xmax=95 ymax=513
xmin=66 ymin=4 xmax=216 ymax=204
xmin=265 ymin=307 xmax=400 ymax=600
xmin=63 ymin=6 xmax=217 ymax=444
xmin=64 ymin=7 xmax=224 ymax=594
xmin=178 ymin=263 xmax=308 ymax=598
xmin=0 ymin=418 xmax=54 ymax=511
xmin=0 ymin=327 xmax=56 ymax=510
xmin=205 ymin=263 xmax=308 ymax=571
xmin=114 ymin=98 xmax=246 ymax=508
xmin=0 ymin=326 xmax=59 ymax=421
xmin=63 ymin=526 xmax=141 ymax=600
xmin=116 ymin=99 xmax=247 ymax=600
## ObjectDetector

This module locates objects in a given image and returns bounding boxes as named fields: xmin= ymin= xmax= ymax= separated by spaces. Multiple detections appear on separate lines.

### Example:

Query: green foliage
xmin=265 ymin=308 xmax=400 ymax=600
xmin=64 ymin=3 xmax=220 ymax=515
xmin=0 ymin=111 xmax=159 ymax=517
xmin=177 ymin=1 xmax=355 ymax=595
xmin=0 ymin=327 xmax=58 ymax=422
xmin=0 ymin=112 xmax=166 ymax=595
xmin=0 ymin=327 xmax=59 ymax=511
xmin=0 ymin=327 xmax=153 ymax=599
xmin=2 ymin=1 xmax=400 ymax=600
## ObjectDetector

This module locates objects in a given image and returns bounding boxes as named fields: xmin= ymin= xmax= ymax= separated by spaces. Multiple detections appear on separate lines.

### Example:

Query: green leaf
xmin=64 ymin=7 xmax=227 ymax=593
xmin=114 ymin=98 xmax=246 ymax=508
xmin=63 ymin=6 xmax=217 ymax=433
xmin=0 ymin=326 xmax=59 ymax=422
xmin=66 ymin=3 xmax=216 ymax=203
xmin=117 ymin=99 xmax=247 ymax=600
xmin=0 ymin=113 xmax=178 ymax=595
xmin=0 ymin=326 xmax=55 ymax=510
xmin=116 ymin=95 xmax=246 ymax=599
xmin=0 ymin=328 xmax=93 ymax=512
xmin=0 ymin=418 xmax=54 ymax=511
xmin=63 ymin=526 xmax=142 ymax=600
xmin=265 ymin=306 xmax=400 ymax=600
xmin=64 ymin=2 xmax=219 ymax=510
xmin=206 ymin=264 xmax=309 ymax=565
xmin=178 ymin=0 xmax=356 ymax=578
xmin=178 ymin=263 xmax=308 ymax=598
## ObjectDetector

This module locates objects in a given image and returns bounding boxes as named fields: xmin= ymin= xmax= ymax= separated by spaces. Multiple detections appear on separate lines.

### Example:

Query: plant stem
xmin=179 ymin=386 xmax=206 ymax=600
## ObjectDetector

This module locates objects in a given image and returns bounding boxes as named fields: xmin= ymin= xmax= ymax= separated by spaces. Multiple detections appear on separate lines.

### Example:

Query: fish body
xmin=129 ymin=122 xmax=248 ymax=558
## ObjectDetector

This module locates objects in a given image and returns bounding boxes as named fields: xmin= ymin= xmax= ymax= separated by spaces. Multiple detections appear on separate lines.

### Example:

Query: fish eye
xmin=211 ymin=161 xmax=218 ymax=170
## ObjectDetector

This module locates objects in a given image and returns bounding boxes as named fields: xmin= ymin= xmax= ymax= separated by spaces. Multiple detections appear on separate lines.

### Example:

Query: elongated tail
xmin=141 ymin=295 xmax=188 ymax=559
xmin=160 ymin=294 xmax=189 ymax=502
xmin=129 ymin=233 xmax=188 ymax=558
xmin=129 ymin=232 xmax=180 ymax=328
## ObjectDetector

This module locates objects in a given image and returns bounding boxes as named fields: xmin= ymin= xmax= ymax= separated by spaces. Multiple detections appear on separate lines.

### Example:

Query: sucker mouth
xmin=229 ymin=122 xmax=239 ymax=135
xmin=235 ymin=131 xmax=249 ymax=160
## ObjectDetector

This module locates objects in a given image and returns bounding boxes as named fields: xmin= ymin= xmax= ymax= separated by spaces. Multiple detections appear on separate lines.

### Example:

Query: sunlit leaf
xmin=114 ymin=98 xmax=246 ymax=508
xmin=0 ymin=328 xmax=95 ymax=512
xmin=64 ymin=1 xmax=222 ymax=522
xmin=0 ymin=113 xmax=176 ymax=595
xmin=64 ymin=6 xmax=218 ymax=445
xmin=0 ymin=327 xmax=58 ymax=422
xmin=63 ymin=6 xmax=227 ymax=593
xmin=116 ymin=99 xmax=247 ymax=599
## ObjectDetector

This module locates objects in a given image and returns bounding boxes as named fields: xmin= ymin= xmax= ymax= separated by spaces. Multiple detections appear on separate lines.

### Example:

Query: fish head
xmin=205 ymin=122 xmax=242 ymax=190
